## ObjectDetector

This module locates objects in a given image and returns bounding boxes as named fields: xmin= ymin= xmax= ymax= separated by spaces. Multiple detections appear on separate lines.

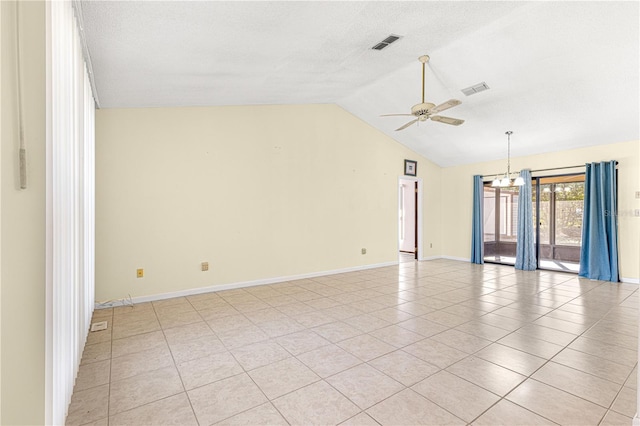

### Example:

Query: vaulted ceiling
xmin=78 ymin=1 xmax=639 ymax=166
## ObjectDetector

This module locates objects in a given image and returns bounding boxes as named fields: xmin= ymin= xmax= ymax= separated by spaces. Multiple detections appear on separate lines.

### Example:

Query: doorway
xmin=399 ymin=178 xmax=419 ymax=261
xmin=483 ymin=173 xmax=585 ymax=272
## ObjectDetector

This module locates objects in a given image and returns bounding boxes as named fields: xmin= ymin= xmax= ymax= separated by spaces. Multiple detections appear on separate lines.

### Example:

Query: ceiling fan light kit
xmin=492 ymin=131 xmax=525 ymax=188
xmin=381 ymin=54 xmax=464 ymax=131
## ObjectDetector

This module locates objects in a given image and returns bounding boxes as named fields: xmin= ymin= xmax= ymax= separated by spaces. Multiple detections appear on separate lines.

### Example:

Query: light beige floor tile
xmin=85 ymin=328 xmax=112 ymax=346
xmin=157 ymin=310 xmax=203 ymax=329
xmin=109 ymin=393 xmax=198 ymax=426
xmin=403 ymin=338 xmax=469 ymax=369
xmin=532 ymin=361 xmax=622 ymax=407
xmin=506 ymin=379 xmax=607 ymax=425
xmin=259 ymin=318 xmax=306 ymax=337
xmin=111 ymin=346 xmax=174 ymax=382
xmin=74 ymin=359 xmax=110 ymax=392
xmin=447 ymin=356 xmax=526 ymax=396
xmin=336 ymin=334 xmax=396 ymax=361
xmin=249 ymin=357 xmax=320 ymax=399
xmin=368 ymin=324 xmax=424 ymax=348
xmin=275 ymin=329 xmax=331 ymax=356
xmin=455 ymin=321 xmax=512 ymax=341
xmin=297 ymin=344 xmax=362 ymax=378
xmin=188 ymin=373 xmax=268 ymax=425
xmin=177 ymin=350 xmax=243 ymax=390
xmin=112 ymin=317 xmax=161 ymax=340
xmin=231 ymin=340 xmax=291 ymax=370
xmin=198 ymin=304 xmax=242 ymax=322
xmin=339 ymin=412 xmax=380 ymax=426
xmin=327 ymin=363 xmax=404 ymax=409
xmin=610 ymin=386 xmax=636 ymax=417
xmin=476 ymin=312 xmax=526 ymax=331
xmin=168 ymin=334 xmax=227 ymax=364
xmin=366 ymin=388 xmax=465 ymax=425
xmin=152 ymin=297 xmax=190 ymax=309
xmin=161 ymin=321 xmax=216 ymax=345
xmin=154 ymin=301 xmax=196 ymax=316
xmin=217 ymin=324 xmax=270 ymax=349
xmin=109 ymin=366 xmax=184 ymax=416
xmin=552 ymin=348 xmax=635 ymax=385
xmin=272 ymin=380 xmax=360 ymax=425
xmin=243 ymin=307 xmax=289 ymax=323
xmin=533 ymin=315 xmax=590 ymax=335
xmin=111 ymin=330 xmax=168 ymax=358
xmin=516 ymin=323 xmax=578 ymax=346
xmin=368 ymin=307 xmax=414 ymax=323
xmin=472 ymin=399 xmax=556 ymax=425
xmin=343 ymin=313 xmax=391 ymax=333
xmin=498 ymin=332 xmax=564 ymax=359
xmin=423 ymin=310 xmax=469 ymax=327
xmin=213 ymin=402 xmax=288 ymax=425
xmin=600 ymin=409 xmax=633 ymax=426
xmin=583 ymin=327 xmax=638 ymax=351
xmin=412 ymin=370 xmax=500 ymax=422
xmin=65 ymin=384 xmax=109 ymax=425
xmin=312 ymin=321 xmax=363 ymax=343
xmin=569 ymin=336 xmax=638 ymax=366
xmin=475 ymin=343 xmax=546 ymax=376
xmin=396 ymin=316 xmax=449 ymax=337
xmin=81 ymin=341 xmax=111 ymax=365
xmin=204 ymin=313 xmax=252 ymax=333
xmin=431 ymin=329 xmax=493 ymax=354
xmin=369 ymin=350 xmax=439 ymax=386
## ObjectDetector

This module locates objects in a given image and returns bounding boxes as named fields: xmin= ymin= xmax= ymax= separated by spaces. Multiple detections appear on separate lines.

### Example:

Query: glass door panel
xmin=537 ymin=176 xmax=584 ymax=272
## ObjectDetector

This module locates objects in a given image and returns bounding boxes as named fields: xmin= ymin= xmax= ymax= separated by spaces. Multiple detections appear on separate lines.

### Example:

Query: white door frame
xmin=398 ymin=176 xmax=423 ymax=260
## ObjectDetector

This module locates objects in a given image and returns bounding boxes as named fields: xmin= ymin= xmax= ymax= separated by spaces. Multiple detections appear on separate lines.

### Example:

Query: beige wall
xmin=441 ymin=140 xmax=640 ymax=281
xmin=0 ymin=1 xmax=46 ymax=424
xmin=95 ymin=105 xmax=442 ymax=301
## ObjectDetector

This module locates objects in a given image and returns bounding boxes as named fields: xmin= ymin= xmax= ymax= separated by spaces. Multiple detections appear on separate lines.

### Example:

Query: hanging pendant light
xmin=494 ymin=131 xmax=524 ymax=187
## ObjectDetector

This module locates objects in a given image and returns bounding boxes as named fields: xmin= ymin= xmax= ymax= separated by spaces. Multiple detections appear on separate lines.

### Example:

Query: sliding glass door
xmin=483 ymin=185 xmax=520 ymax=265
xmin=483 ymin=173 xmax=584 ymax=272
xmin=535 ymin=176 xmax=584 ymax=272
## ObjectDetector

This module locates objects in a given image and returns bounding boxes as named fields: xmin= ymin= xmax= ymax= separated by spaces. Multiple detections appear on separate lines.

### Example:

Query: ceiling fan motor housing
xmin=411 ymin=102 xmax=435 ymax=116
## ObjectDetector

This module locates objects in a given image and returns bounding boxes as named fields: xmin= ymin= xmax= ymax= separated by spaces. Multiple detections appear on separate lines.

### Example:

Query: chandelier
xmin=492 ymin=131 xmax=524 ymax=187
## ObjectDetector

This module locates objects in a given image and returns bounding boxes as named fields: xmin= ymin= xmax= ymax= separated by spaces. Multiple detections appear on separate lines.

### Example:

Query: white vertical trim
xmin=45 ymin=1 xmax=96 ymax=424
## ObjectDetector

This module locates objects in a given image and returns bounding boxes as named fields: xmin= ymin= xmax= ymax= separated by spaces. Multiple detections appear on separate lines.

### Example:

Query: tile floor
xmin=66 ymin=259 xmax=638 ymax=425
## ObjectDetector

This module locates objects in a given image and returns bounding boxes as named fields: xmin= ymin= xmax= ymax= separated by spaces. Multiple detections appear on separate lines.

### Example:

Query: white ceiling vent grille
xmin=461 ymin=82 xmax=490 ymax=96
xmin=371 ymin=34 xmax=402 ymax=51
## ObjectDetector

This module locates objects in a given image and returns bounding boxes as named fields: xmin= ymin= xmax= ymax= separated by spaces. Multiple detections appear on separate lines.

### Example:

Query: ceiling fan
xmin=381 ymin=55 xmax=464 ymax=131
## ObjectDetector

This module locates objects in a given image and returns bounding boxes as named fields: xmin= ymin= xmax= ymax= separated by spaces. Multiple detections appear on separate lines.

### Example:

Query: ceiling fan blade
xmin=430 ymin=99 xmax=462 ymax=113
xmin=380 ymin=114 xmax=415 ymax=117
xmin=430 ymin=115 xmax=464 ymax=126
xmin=395 ymin=119 xmax=419 ymax=131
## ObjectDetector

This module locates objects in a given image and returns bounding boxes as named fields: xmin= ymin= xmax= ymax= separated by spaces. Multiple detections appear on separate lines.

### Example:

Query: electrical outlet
xmin=136 ymin=268 xmax=144 ymax=278
xmin=361 ymin=248 xmax=367 ymax=255
xmin=430 ymin=243 xmax=433 ymax=248
xmin=636 ymin=191 xmax=640 ymax=199
xmin=201 ymin=262 xmax=209 ymax=271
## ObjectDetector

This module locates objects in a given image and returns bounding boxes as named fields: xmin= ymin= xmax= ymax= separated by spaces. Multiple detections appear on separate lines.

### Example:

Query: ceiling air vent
xmin=461 ymin=82 xmax=490 ymax=96
xmin=371 ymin=34 xmax=402 ymax=51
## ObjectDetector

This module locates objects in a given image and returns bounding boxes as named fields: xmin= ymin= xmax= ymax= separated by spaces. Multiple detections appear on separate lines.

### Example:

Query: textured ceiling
xmin=78 ymin=1 xmax=639 ymax=167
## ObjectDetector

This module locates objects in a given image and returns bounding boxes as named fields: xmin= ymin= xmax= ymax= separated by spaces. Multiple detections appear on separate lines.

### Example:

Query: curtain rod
xmin=482 ymin=161 xmax=618 ymax=178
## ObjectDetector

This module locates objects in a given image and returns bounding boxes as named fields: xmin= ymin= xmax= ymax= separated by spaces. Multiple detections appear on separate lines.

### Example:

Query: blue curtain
xmin=579 ymin=161 xmax=619 ymax=282
xmin=515 ymin=169 xmax=536 ymax=270
xmin=471 ymin=175 xmax=484 ymax=264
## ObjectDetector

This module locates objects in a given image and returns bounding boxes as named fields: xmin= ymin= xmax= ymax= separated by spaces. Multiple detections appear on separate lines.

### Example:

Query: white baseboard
xmin=621 ymin=277 xmax=640 ymax=284
xmin=632 ymin=413 xmax=640 ymax=426
xmin=95 ymin=261 xmax=399 ymax=309
xmin=439 ymin=255 xmax=471 ymax=262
